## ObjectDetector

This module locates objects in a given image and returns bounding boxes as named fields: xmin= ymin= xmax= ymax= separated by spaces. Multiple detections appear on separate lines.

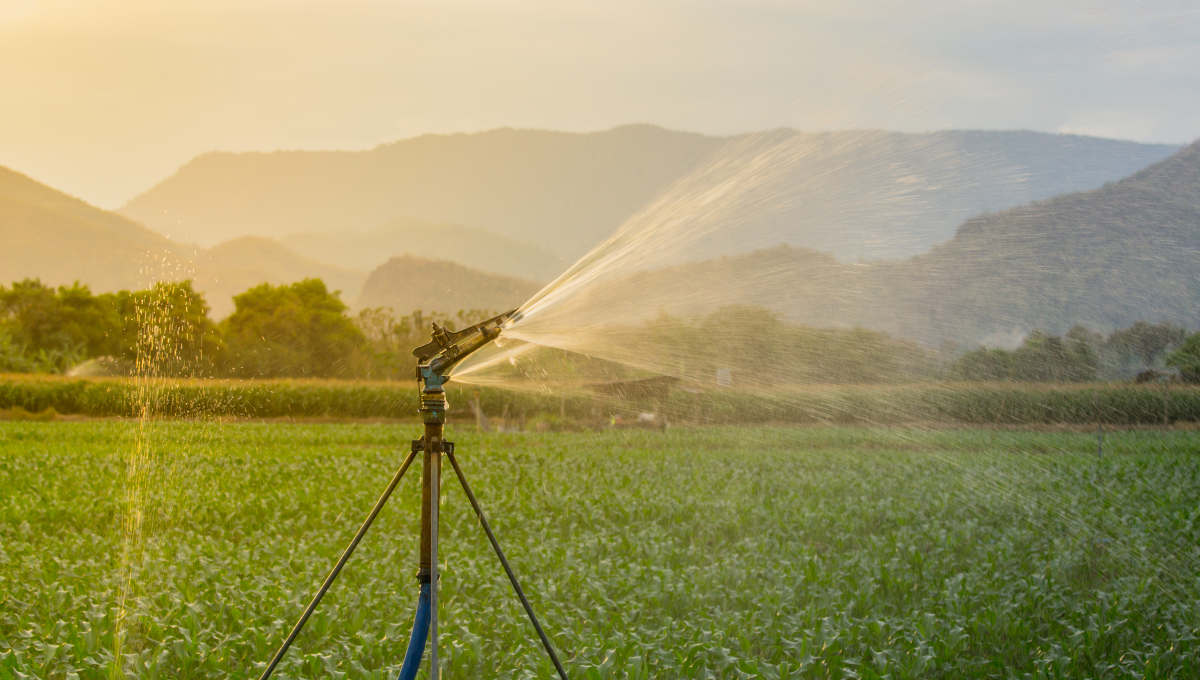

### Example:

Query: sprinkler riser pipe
xmin=417 ymin=373 xmax=447 ymax=680
xmin=420 ymin=383 xmax=448 ymax=426
xmin=418 ymin=387 xmax=446 ymax=581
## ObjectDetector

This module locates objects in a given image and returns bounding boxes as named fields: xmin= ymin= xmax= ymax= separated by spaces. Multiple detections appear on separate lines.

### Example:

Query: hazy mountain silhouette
xmin=0 ymin=192 xmax=171 ymax=294
xmin=565 ymin=139 xmax=1200 ymax=346
xmin=1 ymin=166 xmax=179 ymax=253
xmin=280 ymin=217 xmax=566 ymax=283
xmin=119 ymin=125 xmax=1178 ymax=261
xmin=122 ymin=125 xmax=722 ymax=259
xmin=1 ymin=166 xmax=188 ymax=294
xmin=0 ymin=167 xmax=366 ymax=317
xmin=889 ymin=137 xmax=1200 ymax=345
xmin=8 ymin=132 xmax=1197 ymax=336
xmin=195 ymin=237 xmax=367 ymax=317
xmin=358 ymin=255 xmax=542 ymax=315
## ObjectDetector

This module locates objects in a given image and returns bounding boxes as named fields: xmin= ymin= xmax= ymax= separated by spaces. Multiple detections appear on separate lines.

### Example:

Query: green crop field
xmin=2 ymin=422 xmax=1199 ymax=679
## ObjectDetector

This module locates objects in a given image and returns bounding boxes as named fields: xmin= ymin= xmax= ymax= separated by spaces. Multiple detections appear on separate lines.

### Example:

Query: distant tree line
xmin=2 ymin=277 xmax=1198 ymax=384
xmin=634 ymin=306 xmax=937 ymax=386
xmin=567 ymin=308 xmax=1199 ymax=386
xmin=0 ymin=279 xmax=221 ymax=376
xmin=949 ymin=322 xmax=1197 ymax=383
xmin=0 ymin=278 xmax=499 ymax=380
xmin=467 ymin=305 xmax=940 ymax=387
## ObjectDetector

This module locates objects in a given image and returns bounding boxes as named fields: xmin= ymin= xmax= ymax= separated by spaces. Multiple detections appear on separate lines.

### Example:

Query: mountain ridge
xmin=118 ymin=125 xmax=1180 ymax=261
xmin=6 ymin=134 xmax=1197 ymax=339
xmin=893 ymin=137 xmax=1200 ymax=343
xmin=0 ymin=168 xmax=367 ymax=317
xmin=279 ymin=218 xmax=565 ymax=283
xmin=121 ymin=124 xmax=723 ymax=258
xmin=357 ymin=255 xmax=543 ymax=315
xmin=1 ymin=166 xmax=180 ymax=253
xmin=567 ymin=139 xmax=1200 ymax=346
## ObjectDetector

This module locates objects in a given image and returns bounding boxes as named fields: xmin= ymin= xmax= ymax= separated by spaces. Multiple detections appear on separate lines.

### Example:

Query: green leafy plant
xmin=2 ymin=423 xmax=1199 ymax=678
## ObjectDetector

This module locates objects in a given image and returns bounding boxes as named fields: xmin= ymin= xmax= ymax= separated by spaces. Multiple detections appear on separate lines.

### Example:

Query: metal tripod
xmin=257 ymin=378 xmax=569 ymax=680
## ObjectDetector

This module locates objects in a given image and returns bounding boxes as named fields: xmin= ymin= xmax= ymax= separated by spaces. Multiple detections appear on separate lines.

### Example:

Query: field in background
xmin=0 ymin=374 xmax=1197 ymax=427
xmin=2 ymin=422 xmax=1199 ymax=679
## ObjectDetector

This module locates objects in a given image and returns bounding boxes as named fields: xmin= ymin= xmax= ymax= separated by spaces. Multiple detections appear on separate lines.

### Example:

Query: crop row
xmin=713 ymin=383 xmax=1198 ymax=426
xmin=0 ymin=375 xmax=1195 ymax=425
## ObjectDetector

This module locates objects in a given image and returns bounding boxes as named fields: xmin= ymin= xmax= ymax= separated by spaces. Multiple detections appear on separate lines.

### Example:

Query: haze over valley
xmin=559 ymin=138 xmax=1200 ymax=347
xmin=120 ymin=126 xmax=1178 ymax=262
xmin=1 ymin=125 xmax=1194 ymax=346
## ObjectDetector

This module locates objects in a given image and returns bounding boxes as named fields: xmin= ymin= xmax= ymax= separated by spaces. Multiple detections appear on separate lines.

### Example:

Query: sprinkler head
xmin=414 ymin=309 xmax=516 ymax=387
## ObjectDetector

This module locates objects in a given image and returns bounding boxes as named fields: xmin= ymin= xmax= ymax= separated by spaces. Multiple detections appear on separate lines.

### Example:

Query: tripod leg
xmin=446 ymin=452 xmax=570 ymax=680
xmin=259 ymin=448 xmax=418 ymax=680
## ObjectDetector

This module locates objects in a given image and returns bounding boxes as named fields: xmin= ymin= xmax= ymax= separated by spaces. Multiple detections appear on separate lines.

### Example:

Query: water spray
xmin=257 ymin=309 xmax=568 ymax=680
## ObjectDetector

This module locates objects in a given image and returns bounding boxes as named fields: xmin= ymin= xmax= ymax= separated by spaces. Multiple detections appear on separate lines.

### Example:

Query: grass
xmin=1 ymin=422 xmax=1199 ymax=679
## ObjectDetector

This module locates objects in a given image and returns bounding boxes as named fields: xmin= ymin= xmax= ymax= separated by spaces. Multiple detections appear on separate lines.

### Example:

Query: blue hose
xmin=396 ymin=583 xmax=431 ymax=680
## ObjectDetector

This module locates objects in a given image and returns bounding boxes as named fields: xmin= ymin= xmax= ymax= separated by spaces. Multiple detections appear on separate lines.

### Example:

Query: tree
xmin=0 ymin=279 xmax=120 ymax=373
xmin=221 ymin=279 xmax=366 ymax=378
xmin=0 ymin=328 xmax=57 ymax=373
xmin=950 ymin=327 xmax=1098 ymax=382
xmin=112 ymin=280 xmax=224 ymax=377
xmin=1166 ymin=333 xmax=1200 ymax=384
xmin=1064 ymin=325 xmax=1101 ymax=380
xmin=949 ymin=348 xmax=1014 ymax=381
xmin=1008 ymin=331 xmax=1096 ymax=382
xmin=1107 ymin=321 xmax=1188 ymax=367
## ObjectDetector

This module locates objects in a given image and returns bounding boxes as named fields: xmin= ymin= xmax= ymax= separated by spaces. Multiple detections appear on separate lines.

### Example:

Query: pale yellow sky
xmin=1 ymin=0 xmax=1197 ymax=208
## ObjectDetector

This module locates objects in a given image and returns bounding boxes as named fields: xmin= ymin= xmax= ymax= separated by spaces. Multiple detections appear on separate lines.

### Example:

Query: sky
xmin=1 ymin=0 xmax=1198 ymax=209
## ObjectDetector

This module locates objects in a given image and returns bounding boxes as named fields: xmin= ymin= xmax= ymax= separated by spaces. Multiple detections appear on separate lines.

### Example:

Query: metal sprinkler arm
xmin=413 ymin=309 xmax=515 ymax=386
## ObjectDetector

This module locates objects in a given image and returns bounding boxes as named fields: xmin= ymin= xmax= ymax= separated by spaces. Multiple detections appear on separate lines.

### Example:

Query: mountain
xmin=1 ymin=166 xmax=179 ymax=254
xmin=0 ymin=193 xmax=172 ymax=295
xmin=118 ymin=125 xmax=1179 ymax=261
xmin=121 ymin=125 xmax=722 ymax=259
xmin=552 ymin=140 xmax=1200 ymax=347
xmin=889 ymin=138 xmax=1200 ymax=345
xmin=196 ymin=237 xmax=368 ymax=317
xmin=358 ymin=256 xmax=542 ymax=314
xmin=0 ymin=167 xmax=366 ymax=318
xmin=0 ymin=167 xmax=185 ymax=294
xmin=280 ymin=217 xmax=566 ymax=283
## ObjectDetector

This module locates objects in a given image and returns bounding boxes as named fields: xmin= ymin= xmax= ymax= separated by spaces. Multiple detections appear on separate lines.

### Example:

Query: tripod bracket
xmin=411 ymin=439 xmax=455 ymax=454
